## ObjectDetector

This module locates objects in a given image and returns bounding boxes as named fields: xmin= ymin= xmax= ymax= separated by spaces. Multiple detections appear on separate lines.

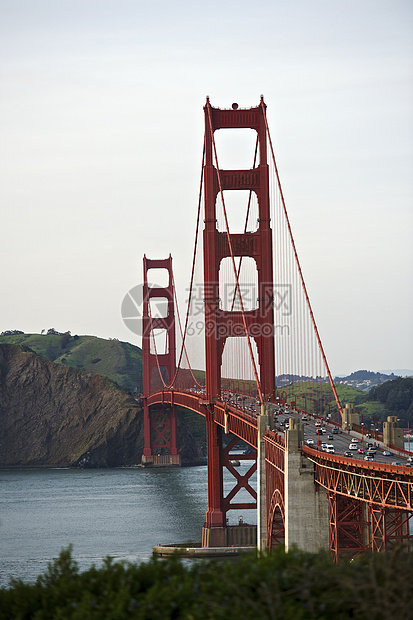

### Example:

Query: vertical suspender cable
xmin=261 ymin=101 xmax=342 ymax=418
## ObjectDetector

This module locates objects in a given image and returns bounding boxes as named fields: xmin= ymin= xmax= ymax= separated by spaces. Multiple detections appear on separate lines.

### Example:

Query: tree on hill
xmin=367 ymin=377 xmax=413 ymax=426
xmin=360 ymin=370 xmax=396 ymax=380
xmin=337 ymin=370 xmax=398 ymax=382
xmin=46 ymin=328 xmax=70 ymax=336
xmin=60 ymin=332 xmax=71 ymax=349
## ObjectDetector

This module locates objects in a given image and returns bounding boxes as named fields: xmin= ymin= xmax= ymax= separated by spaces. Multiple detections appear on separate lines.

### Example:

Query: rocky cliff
xmin=0 ymin=344 xmax=203 ymax=467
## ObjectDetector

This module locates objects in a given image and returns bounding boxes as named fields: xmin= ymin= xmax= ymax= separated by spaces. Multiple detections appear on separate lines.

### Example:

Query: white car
xmin=306 ymin=439 xmax=314 ymax=445
xmin=349 ymin=443 xmax=358 ymax=450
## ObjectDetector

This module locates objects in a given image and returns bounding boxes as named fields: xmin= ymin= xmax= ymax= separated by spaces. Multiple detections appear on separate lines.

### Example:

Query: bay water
xmin=0 ymin=463 xmax=256 ymax=588
xmin=4 ymin=443 xmax=408 ymax=588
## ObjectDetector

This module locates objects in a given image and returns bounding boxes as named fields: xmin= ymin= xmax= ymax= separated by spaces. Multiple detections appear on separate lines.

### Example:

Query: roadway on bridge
xmin=271 ymin=407 xmax=412 ymax=467
xmin=150 ymin=387 xmax=412 ymax=467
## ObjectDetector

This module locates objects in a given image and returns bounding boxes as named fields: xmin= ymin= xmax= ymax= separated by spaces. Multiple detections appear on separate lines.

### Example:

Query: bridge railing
xmin=387 ymin=443 xmax=413 ymax=458
xmin=351 ymin=422 xmax=383 ymax=443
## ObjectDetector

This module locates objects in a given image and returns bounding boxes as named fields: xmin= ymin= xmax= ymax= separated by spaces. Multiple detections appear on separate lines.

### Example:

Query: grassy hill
xmin=277 ymin=381 xmax=387 ymax=421
xmin=0 ymin=331 xmax=397 ymax=424
xmin=0 ymin=332 xmax=142 ymax=394
xmin=366 ymin=376 xmax=413 ymax=427
xmin=334 ymin=384 xmax=386 ymax=420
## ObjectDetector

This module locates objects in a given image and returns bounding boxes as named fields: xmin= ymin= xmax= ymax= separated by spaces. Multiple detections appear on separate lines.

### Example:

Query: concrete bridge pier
xmin=284 ymin=420 xmax=330 ymax=552
xmin=257 ymin=405 xmax=272 ymax=552
xmin=341 ymin=403 xmax=360 ymax=431
xmin=383 ymin=416 xmax=404 ymax=450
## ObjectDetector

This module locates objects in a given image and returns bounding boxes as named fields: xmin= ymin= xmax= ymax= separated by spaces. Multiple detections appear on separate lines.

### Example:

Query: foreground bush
xmin=0 ymin=545 xmax=412 ymax=619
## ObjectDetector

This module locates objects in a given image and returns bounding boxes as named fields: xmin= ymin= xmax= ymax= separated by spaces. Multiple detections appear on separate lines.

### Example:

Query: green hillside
xmin=366 ymin=377 xmax=413 ymax=427
xmin=0 ymin=332 xmax=142 ymax=394
xmin=277 ymin=381 xmax=386 ymax=421
xmin=0 ymin=331 xmax=405 ymax=425
xmin=334 ymin=384 xmax=386 ymax=420
xmin=334 ymin=379 xmax=413 ymax=425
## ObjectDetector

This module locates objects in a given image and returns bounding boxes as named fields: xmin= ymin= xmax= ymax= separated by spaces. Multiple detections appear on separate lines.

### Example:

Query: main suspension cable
xmin=147 ymin=140 xmax=207 ymax=391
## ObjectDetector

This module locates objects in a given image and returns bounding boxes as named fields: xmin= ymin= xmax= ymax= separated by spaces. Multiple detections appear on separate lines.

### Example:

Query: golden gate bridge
xmin=140 ymin=97 xmax=413 ymax=559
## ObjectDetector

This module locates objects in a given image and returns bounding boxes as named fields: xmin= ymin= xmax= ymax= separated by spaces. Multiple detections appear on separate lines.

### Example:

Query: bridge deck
xmin=146 ymin=389 xmax=413 ymax=473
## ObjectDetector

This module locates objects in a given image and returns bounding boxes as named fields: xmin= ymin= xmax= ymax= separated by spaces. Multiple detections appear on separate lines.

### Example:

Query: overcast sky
xmin=1 ymin=0 xmax=412 ymax=376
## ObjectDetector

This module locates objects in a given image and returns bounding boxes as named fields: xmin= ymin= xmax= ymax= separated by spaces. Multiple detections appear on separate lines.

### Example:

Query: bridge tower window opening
xmin=149 ymin=328 xmax=168 ymax=356
xmin=146 ymin=268 xmax=170 ymax=289
xmin=221 ymin=336 xmax=260 ymax=399
xmin=216 ymin=189 xmax=259 ymax=234
xmin=213 ymin=127 xmax=258 ymax=171
xmin=149 ymin=296 xmax=169 ymax=319
xmin=219 ymin=256 xmax=258 ymax=313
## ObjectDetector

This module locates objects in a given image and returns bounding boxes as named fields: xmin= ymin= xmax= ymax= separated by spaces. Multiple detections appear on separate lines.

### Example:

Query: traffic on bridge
xmin=273 ymin=407 xmax=412 ymax=467
xmin=207 ymin=387 xmax=412 ymax=468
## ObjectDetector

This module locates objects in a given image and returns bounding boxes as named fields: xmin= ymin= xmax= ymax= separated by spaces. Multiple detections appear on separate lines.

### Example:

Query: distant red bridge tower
xmin=141 ymin=255 xmax=180 ymax=466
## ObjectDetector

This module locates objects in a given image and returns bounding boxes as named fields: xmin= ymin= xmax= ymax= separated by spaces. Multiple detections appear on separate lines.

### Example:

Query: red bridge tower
xmin=202 ymin=97 xmax=276 ymax=542
xmin=141 ymin=255 xmax=180 ymax=467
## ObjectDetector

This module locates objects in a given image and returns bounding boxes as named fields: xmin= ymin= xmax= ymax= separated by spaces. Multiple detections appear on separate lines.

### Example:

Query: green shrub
xmin=0 ymin=545 xmax=412 ymax=619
